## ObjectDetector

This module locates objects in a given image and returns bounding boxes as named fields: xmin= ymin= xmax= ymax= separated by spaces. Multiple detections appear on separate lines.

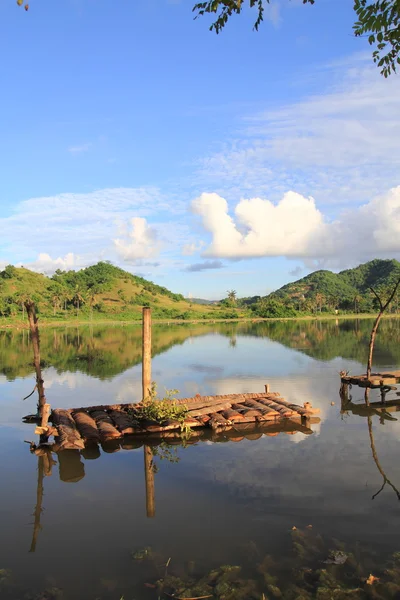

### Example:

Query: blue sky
xmin=0 ymin=0 xmax=399 ymax=299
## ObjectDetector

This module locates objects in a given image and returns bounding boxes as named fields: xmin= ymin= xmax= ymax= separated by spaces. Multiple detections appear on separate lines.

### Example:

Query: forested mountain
xmin=243 ymin=259 xmax=400 ymax=317
xmin=0 ymin=259 xmax=399 ymax=324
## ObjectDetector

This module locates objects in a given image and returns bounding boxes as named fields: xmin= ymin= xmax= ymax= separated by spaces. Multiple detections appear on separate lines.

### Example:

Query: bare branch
xmin=370 ymin=286 xmax=383 ymax=311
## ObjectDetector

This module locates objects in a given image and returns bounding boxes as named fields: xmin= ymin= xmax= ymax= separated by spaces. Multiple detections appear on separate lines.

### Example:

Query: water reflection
xmin=2 ymin=319 xmax=400 ymax=599
xmin=367 ymin=416 xmax=400 ymax=502
xmin=2 ymin=318 xmax=400 ymax=383
xmin=28 ymin=418 xmax=322 ymax=553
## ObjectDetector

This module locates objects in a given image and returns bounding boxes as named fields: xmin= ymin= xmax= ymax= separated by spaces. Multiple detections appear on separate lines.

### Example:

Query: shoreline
xmin=1 ymin=312 xmax=399 ymax=330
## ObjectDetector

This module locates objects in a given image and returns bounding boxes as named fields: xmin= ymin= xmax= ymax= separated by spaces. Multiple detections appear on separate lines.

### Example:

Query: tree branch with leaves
xmin=192 ymin=0 xmax=400 ymax=76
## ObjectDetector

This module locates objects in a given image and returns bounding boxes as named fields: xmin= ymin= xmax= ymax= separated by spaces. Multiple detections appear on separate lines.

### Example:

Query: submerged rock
xmin=131 ymin=546 xmax=153 ymax=560
xmin=323 ymin=551 xmax=348 ymax=565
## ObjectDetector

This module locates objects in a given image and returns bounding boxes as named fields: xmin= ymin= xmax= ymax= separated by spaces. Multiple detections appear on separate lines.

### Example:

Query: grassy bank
xmin=1 ymin=312 xmax=398 ymax=330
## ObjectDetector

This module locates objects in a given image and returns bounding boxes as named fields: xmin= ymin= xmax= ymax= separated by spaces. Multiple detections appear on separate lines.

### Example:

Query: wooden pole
xmin=25 ymin=301 xmax=46 ymax=419
xmin=144 ymin=445 xmax=155 ymax=518
xmin=142 ymin=307 xmax=152 ymax=400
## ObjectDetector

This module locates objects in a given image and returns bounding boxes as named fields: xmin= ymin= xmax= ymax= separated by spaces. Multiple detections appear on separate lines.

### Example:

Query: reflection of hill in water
xmin=1 ymin=318 xmax=399 ymax=381
xmin=231 ymin=318 xmax=400 ymax=365
xmin=0 ymin=324 xmax=226 ymax=381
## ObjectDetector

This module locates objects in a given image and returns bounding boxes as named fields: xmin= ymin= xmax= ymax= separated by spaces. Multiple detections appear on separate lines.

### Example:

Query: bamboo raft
xmin=33 ymin=389 xmax=320 ymax=451
xmin=341 ymin=370 xmax=400 ymax=389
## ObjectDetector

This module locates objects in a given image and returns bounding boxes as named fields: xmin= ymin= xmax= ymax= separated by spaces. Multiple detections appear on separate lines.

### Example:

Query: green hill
xmin=0 ymin=261 xmax=244 ymax=324
xmin=245 ymin=259 xmax=400 ymax=317
xmin=1 ymin=258 xmax=400 ymax=326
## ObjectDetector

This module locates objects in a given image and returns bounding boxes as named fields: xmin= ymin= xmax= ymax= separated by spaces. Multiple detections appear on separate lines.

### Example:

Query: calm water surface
xmin=1 ymin=319 xmax=400 ymax=599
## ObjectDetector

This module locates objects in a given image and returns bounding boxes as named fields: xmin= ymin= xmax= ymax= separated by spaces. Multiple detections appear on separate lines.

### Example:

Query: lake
xmin=1 ymin=318 xmax=400 ymax=599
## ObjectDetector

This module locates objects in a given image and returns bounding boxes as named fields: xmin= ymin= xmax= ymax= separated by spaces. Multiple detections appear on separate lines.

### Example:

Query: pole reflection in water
xmin=29 ymin=449 xmax=55 ymax=553
xmin=144 ymin=445 xmax=155 ymax=518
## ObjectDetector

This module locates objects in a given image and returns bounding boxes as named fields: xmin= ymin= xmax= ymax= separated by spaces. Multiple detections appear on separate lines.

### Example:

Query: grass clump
xmin=131 ymin=384 xmax=191 ymax=434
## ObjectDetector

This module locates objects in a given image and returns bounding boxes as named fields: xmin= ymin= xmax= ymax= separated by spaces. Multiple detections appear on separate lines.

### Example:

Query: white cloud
xmin=192 ymin=191 xmax=324 ymax=258
xmin=192 ymin=186 xmax=400 ymax=266
xmin=114 ymin=217 xmax=161 ymax=263
xmin=21 ymin=252 xmax=80 ymax=275
xmin=0 ymin=187 xmax=179 ymax=262
xmin=196 ymin=57 xmax=400 ymax=205
xmin=181 ymin=241 xmax=205 ymax=256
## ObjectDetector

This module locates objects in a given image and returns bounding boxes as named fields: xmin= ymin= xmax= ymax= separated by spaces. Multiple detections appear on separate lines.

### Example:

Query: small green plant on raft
xmin=130 ymin=383 xmax=191 ymax=434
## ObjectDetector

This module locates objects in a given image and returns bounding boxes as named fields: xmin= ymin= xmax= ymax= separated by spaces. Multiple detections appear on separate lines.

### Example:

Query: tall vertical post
xmin=142 ymin=307 xmax=152 ymax=400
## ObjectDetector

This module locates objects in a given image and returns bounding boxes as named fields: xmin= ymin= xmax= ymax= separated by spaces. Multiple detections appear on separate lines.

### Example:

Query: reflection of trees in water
xmin=233 ymin=318 xmax=400 ymax=365
xmin=2 ymin=318 xmax=400 ymax=381
xmin=0 ymin=324 xmax=220 ymax=380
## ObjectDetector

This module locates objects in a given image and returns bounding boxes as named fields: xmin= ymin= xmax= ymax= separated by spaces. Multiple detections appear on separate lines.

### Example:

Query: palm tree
xmin=14 ymin=291 xmax=31 ymax=321
xmin=72 ymin=285 xmax=86 ymax=316
xmin=87 ymin=286 xmax=99 ymax=320
xmin=51 ymin=291 xmax=62 ymax=316
xmin=354 ymin=294 xmax=362 ymax=314
xmin=227 ymin=289 xmax=237 ymax=305
xmin=61 ymin=289 xmax=71 ymax=311
xmin=315 ymin=293 xmax=325 ymax=313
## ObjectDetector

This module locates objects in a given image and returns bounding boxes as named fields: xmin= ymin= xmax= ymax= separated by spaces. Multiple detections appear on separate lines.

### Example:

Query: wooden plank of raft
xmin=183 ymin=416 xmax=204 ymax=428
xmin=231 ymin=404 xmax=265 ymax=419
xmin=72 ymin=410 xmax=101 ymax=444
xmin=52 ymin=409 xmax=85 ymax=451
xmin=222 ymin=408 xmax=245 ymax=422
xmin=187 ymin=402 xmax=232 ymax=417
xmin=244 ymin=399 xmax=280 ymax=417
xmin=257 ymin=398 xmax=294 ymax=417
xmin=90 ymin=410 xmax=122 ymax=442
xmin=108 ymin=409 xmax=136 ymax=435
xmin=268 ymin=397 xmax=319 ymax=416
xmin=209 ymin=413 xmax=232 ymax=430
xmin=142 ymin=419 xmax=181 ymax=433
xmin=174 ymin=391 xmax=281 ymax=407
